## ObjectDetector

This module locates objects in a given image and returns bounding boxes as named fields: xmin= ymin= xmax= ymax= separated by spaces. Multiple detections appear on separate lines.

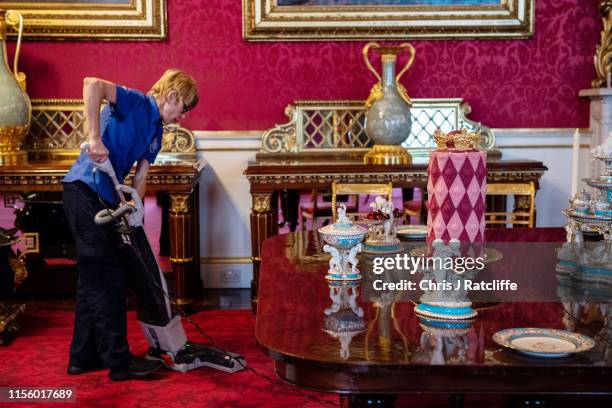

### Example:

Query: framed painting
xmin=243 ymin=0 xmax=534 ymax=41
xmin=0 ymin=0 xmax=166 ymax=40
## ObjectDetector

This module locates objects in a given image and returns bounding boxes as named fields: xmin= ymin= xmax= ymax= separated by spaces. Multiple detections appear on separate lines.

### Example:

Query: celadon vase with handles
xmin=362 ymin=42 xmax=415 ymax=165
xmin=0 ymin=9 xmax=30 ymax=165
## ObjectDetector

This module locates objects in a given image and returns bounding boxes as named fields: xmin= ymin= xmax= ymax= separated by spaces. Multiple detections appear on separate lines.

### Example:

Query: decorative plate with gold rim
xmin=396 ymin=225 xmax=427 ymax=240
xmin=493 ymin=328 xmax=595 ymax=358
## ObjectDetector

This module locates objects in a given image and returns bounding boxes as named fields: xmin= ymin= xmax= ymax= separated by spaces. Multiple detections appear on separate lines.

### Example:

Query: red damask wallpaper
xmin=8 ymin=0 xmax=601 ymax=130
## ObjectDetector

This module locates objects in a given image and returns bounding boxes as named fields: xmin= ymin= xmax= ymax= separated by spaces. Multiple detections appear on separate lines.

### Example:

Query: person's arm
xmin=83 ymin=77 xmax=116 ymax=163
xmin=132 ymin=158 xmax=151 ymax=199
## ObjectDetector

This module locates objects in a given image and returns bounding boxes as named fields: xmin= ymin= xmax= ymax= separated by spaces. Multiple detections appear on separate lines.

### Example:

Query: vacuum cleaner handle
xmin=94 ymin=204 xmax=135 ymax=226
xmin=81 ymin=142 xmax=144 ymax=227
xmin=117 ymin=184 xmax=144 ymax=227
xmin=80 ymin=142 xmax=127 ymax=205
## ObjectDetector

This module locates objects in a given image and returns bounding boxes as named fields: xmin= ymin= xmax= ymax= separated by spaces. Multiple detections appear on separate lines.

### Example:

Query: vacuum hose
xmin=94 ymin=204 xmax=135 ymax=226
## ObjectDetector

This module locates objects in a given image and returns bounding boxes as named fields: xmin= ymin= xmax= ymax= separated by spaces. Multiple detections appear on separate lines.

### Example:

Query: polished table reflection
xmin=245 ymin=155 xmax=547 ymax=309
xmin=255 ymin=228 xmax=612 ymax=406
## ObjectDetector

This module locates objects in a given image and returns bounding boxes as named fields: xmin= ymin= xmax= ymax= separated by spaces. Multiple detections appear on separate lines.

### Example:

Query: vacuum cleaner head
xmin=147 ymin=342 xmax=246 ymax=374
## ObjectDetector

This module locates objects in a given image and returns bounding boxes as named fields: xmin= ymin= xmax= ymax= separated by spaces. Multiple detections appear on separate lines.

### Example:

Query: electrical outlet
xmin=221 ymin=269 xmax=241 ymax=284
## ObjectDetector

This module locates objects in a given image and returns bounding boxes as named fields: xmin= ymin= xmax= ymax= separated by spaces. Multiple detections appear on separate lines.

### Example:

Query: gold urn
xmin=0 ymin=9 xmax=30 ymax=165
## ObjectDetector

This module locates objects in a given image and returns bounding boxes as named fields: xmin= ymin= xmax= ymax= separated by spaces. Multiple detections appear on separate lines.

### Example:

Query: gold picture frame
xmin=243 ymin=0 xmax=534 ymax=41
xmin=0 ymin=0 xmax=166 ymax=40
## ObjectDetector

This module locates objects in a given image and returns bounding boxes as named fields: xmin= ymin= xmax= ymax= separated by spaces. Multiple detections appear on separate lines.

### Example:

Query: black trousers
xmin=63 ymin=181 xmax=132 ymax=368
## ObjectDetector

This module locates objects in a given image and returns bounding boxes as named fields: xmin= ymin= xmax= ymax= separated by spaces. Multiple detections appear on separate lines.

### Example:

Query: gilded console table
xmin=244 ymin=99 xmax=548 ymax=310
xmin=0 ymin=99 xmax=203 ymax=306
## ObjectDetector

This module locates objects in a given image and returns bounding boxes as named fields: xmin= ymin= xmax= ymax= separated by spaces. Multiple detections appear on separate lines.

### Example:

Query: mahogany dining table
xmin=255 ymin=228 xmax=612 ymax=407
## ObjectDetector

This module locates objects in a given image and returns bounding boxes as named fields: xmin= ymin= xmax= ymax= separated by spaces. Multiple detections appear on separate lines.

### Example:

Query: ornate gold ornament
xmin=169 ymin=194 xmax=190 ymax=215
xmin=258 ymin=99 xmax=496 ymax=157
xmin=0 ymin=232 xmax=38 ymax=338
xmin=593 ymin=1 xmax=612 ymax=88
xmin=0 ymin=303 xmax=24 ymax=335
xmin=363 ymin=43 xmax=415 ymax=109
xmin=363 ymin=145 xmax=412 ymax=165
xmin=261 ymin=105 xmax=299 ymax=154
xmin=253 ymin=193 xmax=272 ymax=213
xmin=434 ymin=128 xmax=482 ymax=150
xmin=0 ymin=1 xmax=166 ymax=40
xmin=162 ymin=124 xmax=196 ymax=153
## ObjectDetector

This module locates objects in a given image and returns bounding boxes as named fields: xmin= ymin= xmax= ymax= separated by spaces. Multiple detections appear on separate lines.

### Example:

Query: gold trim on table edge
xmin=0 ymin=173 xmax=198 ymax=186
xmin=246 ymin=171 xmax=545 ymax=184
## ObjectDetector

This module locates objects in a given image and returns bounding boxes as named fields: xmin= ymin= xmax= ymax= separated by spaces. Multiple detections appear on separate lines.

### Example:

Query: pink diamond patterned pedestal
xmin=427 ymin=150 xmax=487 ymax=244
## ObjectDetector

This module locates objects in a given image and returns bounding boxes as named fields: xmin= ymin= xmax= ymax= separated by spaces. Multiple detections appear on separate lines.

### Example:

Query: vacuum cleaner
xmin=84 ymin=143 xmax=246 ymax=374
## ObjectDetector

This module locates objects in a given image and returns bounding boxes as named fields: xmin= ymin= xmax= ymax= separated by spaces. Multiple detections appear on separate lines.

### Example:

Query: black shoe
xmin=67 ymin=361 xmax=104 ymax=375
xmin=108 ymin=357 xmax=162 ymax=381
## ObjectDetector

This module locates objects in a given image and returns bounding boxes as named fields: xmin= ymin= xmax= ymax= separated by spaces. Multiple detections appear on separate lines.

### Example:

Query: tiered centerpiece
xmin=565 ymin=152 xmax=612 ymax=244
xmin=562 ymin=145 xmax=612 ymax=286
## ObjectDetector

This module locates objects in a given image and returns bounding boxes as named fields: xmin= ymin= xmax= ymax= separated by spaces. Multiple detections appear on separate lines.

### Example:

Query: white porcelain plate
xmin=396 ymin=225 xmax=427 ymax=239
xmin=493 ymin=328 xmax=595 ymax=358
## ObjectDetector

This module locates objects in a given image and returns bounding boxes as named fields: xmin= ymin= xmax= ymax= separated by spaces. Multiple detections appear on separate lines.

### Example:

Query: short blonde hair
xmin=149 ymin=69 xmax=198 ymax=112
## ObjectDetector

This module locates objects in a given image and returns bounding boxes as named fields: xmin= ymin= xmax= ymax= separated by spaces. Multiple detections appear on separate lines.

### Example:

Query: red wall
xmin=7 ymin=0 xmax=601 ymax=131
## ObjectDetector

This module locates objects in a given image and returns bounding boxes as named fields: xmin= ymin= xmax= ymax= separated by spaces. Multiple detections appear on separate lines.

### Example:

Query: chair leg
xmin=299 ymin=211 xmax=305 ymax=231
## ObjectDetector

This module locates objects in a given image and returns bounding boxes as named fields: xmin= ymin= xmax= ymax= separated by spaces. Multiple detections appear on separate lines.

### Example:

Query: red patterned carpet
xmin=0 ymin=309 xmax=337 ymax=408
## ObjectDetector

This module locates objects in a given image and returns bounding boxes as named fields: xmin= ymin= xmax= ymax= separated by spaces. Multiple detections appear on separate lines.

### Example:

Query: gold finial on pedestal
xmin=433 ymin=128 xmax=482 ymax=151
xmin=593 ymin=1 xmax=612 ymax=88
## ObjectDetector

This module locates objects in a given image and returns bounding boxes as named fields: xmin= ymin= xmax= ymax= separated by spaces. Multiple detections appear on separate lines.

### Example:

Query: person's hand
xmin=86 ymin=137 xmax=109 ymax=163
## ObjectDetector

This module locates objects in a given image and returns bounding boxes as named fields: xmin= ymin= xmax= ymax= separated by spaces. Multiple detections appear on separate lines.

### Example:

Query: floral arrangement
xmin=366 ymin=196 xmax=401 ymax=220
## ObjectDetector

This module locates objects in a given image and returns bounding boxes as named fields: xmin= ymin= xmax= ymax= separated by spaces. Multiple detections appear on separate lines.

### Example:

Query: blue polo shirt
xmin=64 ymin=86 xmax=163 ymax=205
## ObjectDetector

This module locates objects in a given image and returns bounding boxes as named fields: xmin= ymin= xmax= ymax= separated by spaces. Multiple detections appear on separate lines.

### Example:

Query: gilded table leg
xmin=513 ymin=194 xmax=532 ymax=227
xmin=0 ymin=302 xmax=25 ymax=345
xmin=168 ymin=192 xmax=197 ymax=307
xmin=250 ymin=191 xmax=277 ymax=312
